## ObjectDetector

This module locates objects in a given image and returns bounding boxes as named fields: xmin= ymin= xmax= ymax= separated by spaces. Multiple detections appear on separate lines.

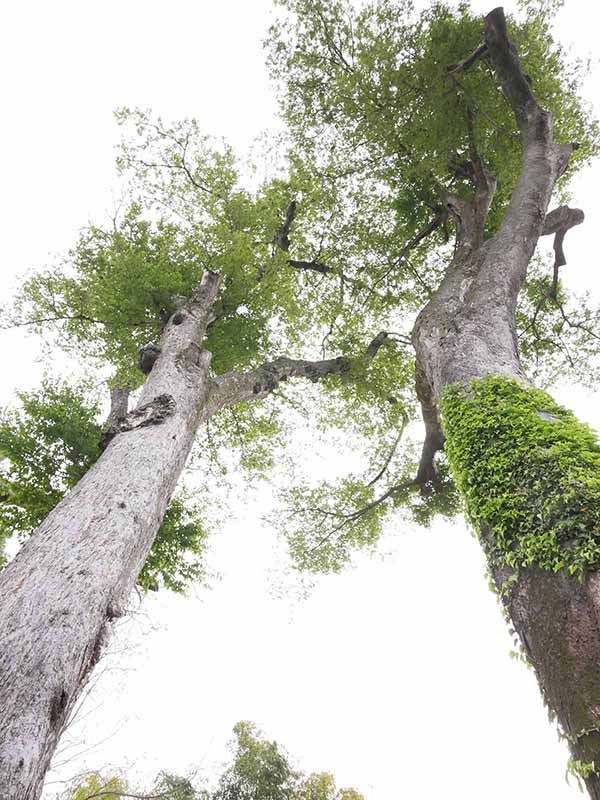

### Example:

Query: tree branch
xmin=476 ymin=8 xmax=578 ymax=303
xmin=100 ymin=387 xmax=131 ymax=450
xmin=78 ymin=790 xmax=174 ymax=800
xmin=287 ymin=259 xmax=333 ymax=275
xmin=414 ymin=364 xmax=445 ymax=489
xmin=274 ymin=200 xmax=297 ymax=252
xmin=366 ymin=425 xmax=407 ymax=488
xmin=207 ymin=331 xmax=389 ymax=414
xmin=484 ymin=7 xmax=538 ymax=133
xmin=370 ymin=208 xmax=449 ymax=292
xmin=446 ymin=43 xmax=489 ymax=75
xmin=541 ymin=206 xmax=585 ymax=298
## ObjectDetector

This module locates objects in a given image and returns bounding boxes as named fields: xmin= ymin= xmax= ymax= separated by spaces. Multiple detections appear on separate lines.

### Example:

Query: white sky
xmin=1 ymin=1 xmax=599 ymax=798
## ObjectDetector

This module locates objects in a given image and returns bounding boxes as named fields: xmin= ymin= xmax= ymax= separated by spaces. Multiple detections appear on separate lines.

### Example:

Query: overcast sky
xmin=2 ymin=1 xmax=599 ymax=798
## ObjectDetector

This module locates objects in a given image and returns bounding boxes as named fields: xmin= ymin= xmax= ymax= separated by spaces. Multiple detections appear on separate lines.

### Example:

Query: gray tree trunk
xmin=0 ymin=266 xmax=377 ymax=798
xmin=0 ymin=272 xmax=221 ymax=799
xmin=412 ymin=10 xmax=600 ymax=797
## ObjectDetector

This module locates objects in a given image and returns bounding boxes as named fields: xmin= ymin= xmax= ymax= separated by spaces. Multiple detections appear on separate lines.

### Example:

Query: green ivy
xmin=441 ymin=376 xmax=600 ymax=576
xmin=567 ymin=757 xmax=598 ymax=783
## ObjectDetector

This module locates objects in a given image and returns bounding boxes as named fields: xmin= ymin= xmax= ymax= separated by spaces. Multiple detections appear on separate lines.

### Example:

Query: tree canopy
xmin=3 ymin=0 xmax=597 ymax=583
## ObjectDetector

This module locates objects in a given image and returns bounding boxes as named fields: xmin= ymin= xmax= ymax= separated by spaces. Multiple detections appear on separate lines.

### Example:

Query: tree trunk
xmin=414 ymin=294 xmax=600 ymax=796
xmin=0 ymin=271 xmax=220 ymax=800
xmin=411 ymin=13 xmax=600 ymax=790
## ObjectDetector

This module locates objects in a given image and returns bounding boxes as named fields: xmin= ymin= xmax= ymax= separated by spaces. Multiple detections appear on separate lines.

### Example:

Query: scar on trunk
xmin=99 ymin=393 xmax=176 ymax=449
xmin=49 ymin=688 xmax=68 ymax=726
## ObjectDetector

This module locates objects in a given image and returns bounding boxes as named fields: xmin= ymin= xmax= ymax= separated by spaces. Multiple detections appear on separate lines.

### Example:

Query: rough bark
xmin=413 ymin=8 xmax=600 ymax=797
xmin=0 ymin=271 xmax=221 ymax=799
xmin=0 ymin=267 xmax=388 ymax=798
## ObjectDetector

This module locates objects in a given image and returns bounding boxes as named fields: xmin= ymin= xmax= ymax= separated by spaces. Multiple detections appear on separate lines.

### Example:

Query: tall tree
xmin=268 ymin=0 xmax=600 ymax=795
xmin=0 ymin=2 xmax=598 ymax=798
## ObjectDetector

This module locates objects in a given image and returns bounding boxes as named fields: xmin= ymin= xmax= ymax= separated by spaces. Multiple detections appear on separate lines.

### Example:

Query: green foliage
xmin=0 ymin=381 xmax=100 ymax=553
xmin=270 ymin=0 xmax=596 ymax=235
xmin=152 ymin=772 xmax=203 ymax=800
xmin=61 ymin=772 xmax=129 ymax=800
xmin=282 ymin=475 xmax=392 ymax=574
xmin=6 ymin=2 xmax=600 ymax=580
xmin=268 ymin=0 xmax=600 ymax=381
xmin=442 ymin=376 xmax=600 ymax=575
xmin=206 ymin=401 xmax=283 ymax=479
xmin=0 ymin=381 xmax=210 ymax=593
xmin=566 ymin=757 xmax=598 ymax=792
xmin=139 ymin=498 xmax=210 ymax=593
xmin=214 ymin=721 xmax=297 ymax=800
xmin=278 ymin=438 xmax=460 ymax=574
xmin=58 ymin=723 xmax=364 ymax=800
xmin=212 ymin=721 xmax=365 ymax=800
xmin=516 ymin=258 xmax=600 ymax=387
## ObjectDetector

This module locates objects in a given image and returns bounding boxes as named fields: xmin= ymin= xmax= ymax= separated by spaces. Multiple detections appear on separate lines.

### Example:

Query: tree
xmin=56 ymin=722 xmax=364 ymax=800
xmin=0 ymin=2 xmax=598 ymax=798
xmin=0 ymin=116 xmax=394 ymax=797
xmin=268 ymin=0 xmax=600 ymax=794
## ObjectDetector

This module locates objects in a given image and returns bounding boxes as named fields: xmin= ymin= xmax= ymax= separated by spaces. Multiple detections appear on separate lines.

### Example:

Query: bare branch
xmin=414 ymin=364 xmax=445 ymax=488
xmin=367 ymin=420 xmax=409 ymax=488
xmin=0 ymin=313 xmax=151 ymax=332
xmin=484 ymin=7 xmax=538 ymax=133
xmin=370 ymin=209 xmax=448 ymax=291
xmin=77 ymin=790 xmax=174 ymax=800
xmin=274 ymin=200 xmax=297 ymax=252
xmin=100 ymin=387 xmax=131 ymax=450
xmin=541 ymin=206 xmax=585 ymax=298
xmin=287 ymin=259 xmax=333 ymax=275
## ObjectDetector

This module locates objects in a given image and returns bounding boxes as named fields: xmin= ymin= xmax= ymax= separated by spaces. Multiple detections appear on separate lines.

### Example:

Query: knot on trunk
xmin=138 ymin=343 xmax=161 ymax=375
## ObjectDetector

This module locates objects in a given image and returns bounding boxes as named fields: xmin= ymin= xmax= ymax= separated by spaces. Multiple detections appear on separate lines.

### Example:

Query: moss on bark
xmin=441 ymin=376 xmax=600 ymax=576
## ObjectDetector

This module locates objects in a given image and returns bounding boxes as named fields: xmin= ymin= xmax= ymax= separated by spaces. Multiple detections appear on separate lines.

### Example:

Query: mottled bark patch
xmin=99 ymin=394 xmax=176 ymax=449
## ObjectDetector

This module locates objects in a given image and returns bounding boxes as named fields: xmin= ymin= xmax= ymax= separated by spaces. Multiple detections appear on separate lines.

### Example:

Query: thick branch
xmin=99 ymin=386 xmax=130 ymax=449
xmin=415 ymin=411 xmax=445 ymax=487
xmin=432 ymin=177 xmax=484 ymax=259
xmin=413 ymin=360 xmax=446 ymax=489
xmin=475 ymin=10 xmax=577 ymax=307
xmin=484 ymin=7 xmax=538 ymax=132
xmin=275 ymin=200 xmax=297 ymax=252
xmin=208 ymin=332 xmax=388 ymax=414
xmin=288 ymin=259 xmax=333 ymax=274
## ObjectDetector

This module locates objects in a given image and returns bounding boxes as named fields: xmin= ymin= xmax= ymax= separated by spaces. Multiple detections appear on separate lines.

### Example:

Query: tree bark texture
xmin=413 ymin=9 xmax=600 ymax=797
xmin=0 ymin=272 xmax=221 ymax=799
xmin=0 ymin=267 xmax=386 ymax=798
